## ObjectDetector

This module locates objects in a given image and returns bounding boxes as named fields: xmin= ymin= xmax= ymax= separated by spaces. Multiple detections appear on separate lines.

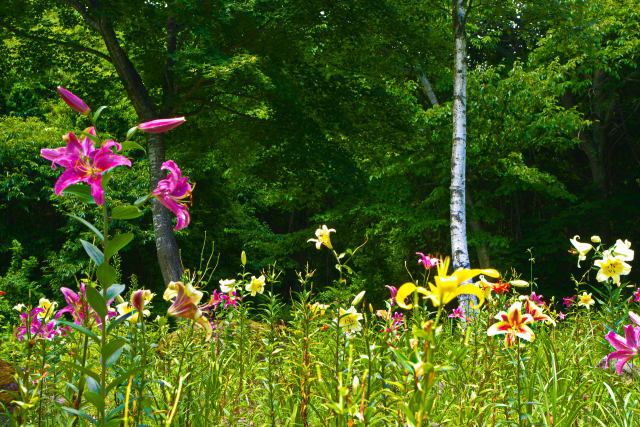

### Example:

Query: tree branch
xmin=187 ymin=98 xmax=267 ymax=121
xmin=0 ymin=22 xmax=111 ymax=62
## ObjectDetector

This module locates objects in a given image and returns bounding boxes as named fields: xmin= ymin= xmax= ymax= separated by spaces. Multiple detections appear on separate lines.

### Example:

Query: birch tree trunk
xmin=450 ymin=0 xmax=474 ymax=308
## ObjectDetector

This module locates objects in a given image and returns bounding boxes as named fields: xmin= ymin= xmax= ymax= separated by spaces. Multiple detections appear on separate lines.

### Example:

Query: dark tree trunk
xmin=69 ymin=4 xmax=184 ymax=284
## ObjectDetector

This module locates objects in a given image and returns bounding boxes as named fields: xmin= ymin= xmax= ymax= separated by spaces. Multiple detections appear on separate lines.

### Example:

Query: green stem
xmin=516 ymin=341 xmax=522 ymax=427
xmin=172 ymin=319 xmax=195 ymax=421
xmin=37 ymin=340 xmax=47 ymax=426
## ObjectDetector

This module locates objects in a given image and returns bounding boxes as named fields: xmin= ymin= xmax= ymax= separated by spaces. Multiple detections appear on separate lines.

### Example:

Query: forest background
xmin=1 ymin=0 xmax=639 ymax=315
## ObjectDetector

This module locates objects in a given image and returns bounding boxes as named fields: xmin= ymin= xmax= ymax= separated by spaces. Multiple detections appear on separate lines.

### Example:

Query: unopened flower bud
xmin=591 ymin=235 xmax=601 ymax=243
xmin=57 ymin=86 xmax=91 ymax=115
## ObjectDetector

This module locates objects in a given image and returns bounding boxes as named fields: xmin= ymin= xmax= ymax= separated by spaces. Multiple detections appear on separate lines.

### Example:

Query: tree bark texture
xmin=71 ymin=4 xmax=184 ymax=284
xmin=450 ymin=0 xmax=470 ymax=271
xmin=417 ymin=66 xmax=440 ymax=107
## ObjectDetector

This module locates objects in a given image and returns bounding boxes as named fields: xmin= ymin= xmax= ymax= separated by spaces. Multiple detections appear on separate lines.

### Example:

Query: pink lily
xmin=563 ymin=296 xmax=576 ymax=308
xmin=385 ymin=285 xmax=397 ymax=306
xmin=152 ymin=160 xmax=194 ymax=230
xmin=633 ymin=289 xmax=640 ymax=302
xmin=16 ymin=307 xmax=65 ymax=341
xmin=56 ymin=283 xmax=117 ymax=326
xmin=57 ymin=86 xmax=90 ymax=115
xmin=448 ymin=307 xmax=467 ymax=320
xmin=41 ymin=131 xmax=131 ymax=205
xmin=138 ymin=117 xmax=185 ymax=133
xmin=416 ymin=252 xmax=440 ymax=269
xmin=529 ymin=292 xmax=544 ymax=305
xmin=605 ymin=324 xmax=640 ymax=375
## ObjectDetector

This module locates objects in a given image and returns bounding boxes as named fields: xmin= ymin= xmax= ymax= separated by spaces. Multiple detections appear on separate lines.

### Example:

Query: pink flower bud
xmin=137 ymin=117 xmax=185 ymax=133
xmin=57 ymin=86 xmax=91 ymax=115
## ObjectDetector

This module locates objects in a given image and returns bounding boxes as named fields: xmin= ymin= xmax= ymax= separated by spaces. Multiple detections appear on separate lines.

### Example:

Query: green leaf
xmin=61 ymin=407 xmax=98 ymax=425
xmin=63 ymin=184 xmax=96 ymax=204
xmin=92 ymin=106 xmax=108 ymax=123
xmin=68 ymin=214 xmax=104 ymax=241
xmin=105 ymin=283 xmax=126 ymax=301
xmin=102 ymin=338 xmax=128 ymax=367
xmin=84 ymin=390 xmax=104 ymax=414
xmin=110 ymin=205 xmax=142 ymax=220
xmin=121 ymin=140 xmax=145 ymax=153
xmin=104 ymin=232 xmax=133 ymax=261
xmin=80 ymin=239 xmax=104 ymax=265
xmin=106 ymin=311 xmax=133 ymax=333
xmin=134 ymin=194 xmax=150 ymax=206
xmin=58 ymin=361 xmax=101 ymax=384
xmin=86 ymin=376 xmax=101 ymax=394
xmin=85 ymin=285 xmax=107 ymax=320
xmin=106 ymin=367 xmax=140 ymax=395
xmin=126 ymin=125 xmax=138 ymax=140
xmin=97 ymin=263 xmax=117 ymax=289
xmin=55 ymin=320 xmax=100 ymax=344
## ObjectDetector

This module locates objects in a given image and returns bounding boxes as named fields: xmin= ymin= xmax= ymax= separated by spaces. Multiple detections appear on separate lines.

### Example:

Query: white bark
xmin=416 ymin=66 xmax=440 ymax=106
xmin=450 ymin=0 xmax=474 ymax=309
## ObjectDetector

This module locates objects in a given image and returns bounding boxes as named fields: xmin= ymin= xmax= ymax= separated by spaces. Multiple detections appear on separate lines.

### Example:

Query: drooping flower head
xmin=131 ymin=289 xmax=154 ymax=314
xmin=41 ymin=131 xmax=132 ymax=205
xmin=487 ymin=302 xmax=535 ymax=348
xmin=246 ymin=275 xmax=266 ymax=296
xmin=569 ymin=235 xmax=593 ymax=267
xmin=594 ymin=252 xmax=632 ymax=285
xmin=137 ymin=117 xmax=185 ymax=133
xmin=151 ymin=160 xmax=194 ymax=231
xmin=308 ymin=225 xmax=335 ymax=250
xmin=416 ymin=252 xmax=440 ymax=269
xmin=116 ymin=301 xmax=150 ymax=324
xmin=164 ymin=281 xmax=211 ymax=340
xmin=395 ymin=257 xmax=499 ymax=309
xmin=57 ymin=86 xmax=90 ymax=115
xmin=385 ymin=285 xmax=398 ymax=306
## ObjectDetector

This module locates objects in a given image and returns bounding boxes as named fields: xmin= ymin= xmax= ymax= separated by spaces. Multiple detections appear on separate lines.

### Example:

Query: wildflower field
xmin=1 ymin=89 xmax=640 ymax=426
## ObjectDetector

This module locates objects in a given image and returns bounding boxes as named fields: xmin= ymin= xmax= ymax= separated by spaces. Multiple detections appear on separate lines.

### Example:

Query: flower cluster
xmin=14 ymin=299 xmax=67 ymax=342
xmin=42 ymin=87 xmax=192 ymax=230
xmin=57 ymin=283 xmax=117 ymax=327
xmin=570 ymin=236 xmax=633 ymax=285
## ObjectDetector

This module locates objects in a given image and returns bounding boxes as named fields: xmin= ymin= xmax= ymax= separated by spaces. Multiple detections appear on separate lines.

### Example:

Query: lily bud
xmin=137 ymin=117 xmax=185 ymax=133
xmin=57 ymin=86 xmax=91 ymax=115
xmin=591 ymin=235 xmax=601 ymax=243
xmin=131 ymin=289 xmax=154 ymax=313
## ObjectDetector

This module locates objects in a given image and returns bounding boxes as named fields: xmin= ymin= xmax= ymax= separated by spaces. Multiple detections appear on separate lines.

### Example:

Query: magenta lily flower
xmin=152 ymin=160 xmax=194 ymax=230
xmin=633 ymin=288 xmax=640 ymax=302
xmin=448 ymin=307 xmax=467 ymax=320
xmin=416 ymin=252 xmax=440 ymax=269
xmin=138 ymin=117 xmax=185 ymax=133
xmin=563 ymin=295 xmax=576 ymax=308
xmin=57 ymin=86 xmax=90 ymax=115
xmin=41 ymin=131 xmax=131 ymax=205
xmin=605 ymin=324 xmax=640 ymax=375
xmin=56 ymin=282 xmax=117 ymax=326
xmin=529 ymin=292 xmax=544 ymax=305
xmin=16 ymin=307 xmax=65 ymax=341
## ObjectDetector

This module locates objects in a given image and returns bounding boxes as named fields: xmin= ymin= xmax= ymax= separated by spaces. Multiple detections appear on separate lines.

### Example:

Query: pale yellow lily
xmin=395 ymin=257 xmax=499 ymax=309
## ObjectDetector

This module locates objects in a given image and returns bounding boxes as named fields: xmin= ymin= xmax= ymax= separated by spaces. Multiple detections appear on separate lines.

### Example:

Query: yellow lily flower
xmin=396 ymin=257 xmax=499 ymax=309
xmin=594 ymin=252 xmax=631 ymax=285
xmin=245 ymin=275 xmax=266 ymax=296
xmin=307 ymin=225 xmax=335 ymax=250
xmin=577 ymin=292 xmax=595 ymax=308
xmin=338 ymin=307 xmax=363 ymax=334
xmin=163 ymin=281 xmax=203 ymax=305
xmin=37 ymin=298 xmax=57 ymax=320
xmin=116 ymin=301 xmax=150 ymax=323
